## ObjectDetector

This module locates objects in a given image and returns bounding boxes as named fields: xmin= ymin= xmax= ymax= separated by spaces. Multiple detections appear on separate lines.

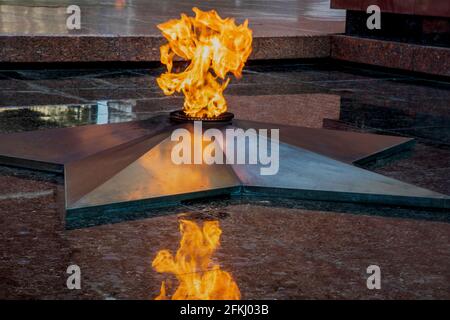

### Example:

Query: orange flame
xmin=156 ymin=7 xmax=253 ymax=118
xmin=152 ymin=219 xmax=240 ymax=300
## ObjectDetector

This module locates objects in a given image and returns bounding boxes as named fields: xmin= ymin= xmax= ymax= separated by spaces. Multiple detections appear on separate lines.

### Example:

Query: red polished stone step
xmin=331 ymin=0 xmax=450 ymax=18
xmin=331 ymin=35 xmax=450 ymax=77
xmin=415 ymin=0 xmax=450 ymax=17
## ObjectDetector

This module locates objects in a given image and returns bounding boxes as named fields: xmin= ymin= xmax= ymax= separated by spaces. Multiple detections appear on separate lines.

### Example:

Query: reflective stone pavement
xmin=0 ymin=61 xmax=449 ymax=299
xmin=0 ymin=0 xmax=344 ymax=36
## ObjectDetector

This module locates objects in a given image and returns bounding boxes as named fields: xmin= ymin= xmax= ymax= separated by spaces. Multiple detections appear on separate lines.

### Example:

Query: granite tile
xmin=56 ymin=88 xmax=143 ymax=102
xmin=0 ymin=91 xmax=84 ymax=108
xmin=0 ymin=77 xmax=30 ymax=90
xmin=0 ymin=0 xmax=346 ymax=63
xmin=412 ymin=45 xmax=450 ymax=77
xmin=217 ymin=204 xmax=450 ymax=299
xmin=360 ymin=0 xmax=415 ymax=14
xmin=334 ymin=0 xmax=449 ymax=18
xmin=92 ymin=71 xmax=156 ymax=89
xmin=361 ymin=142 xmax=450 ymax=195
xmin=134 ymin=97 xmax=182 ymax=114
xmin=225 ymin=82 xmax=322 ymax=96
xmin=227 ymin=94 xmax=341 ymax=127
xmin=1 ymin=69 xmax=119 ymax=80
xmin=331 ymin=35 xmax=450 ymax=77
xmin=421 ymin=17 xmax=450 ymax=35
xmin=4 ymin=204 xmax=441 ymax=299
xmin=77 ymin=36 xmax=120 ymax=62
xmin=0 ymin=169 xmax=59 ymax=196
xmin=25 ymin=78 xmax=108 ymax=91
xmin=118 ymin=36 xmax=164 ymax=62
xmin=331 ymin=35 xmax=416 ymax=72
xmin=0 ymin=36 xmax=106 ymax=63
xmin=330 ymin=0 xmax=362 ymax=10
xmin=415 ymin=0 xmax=450 ymax=18
xmin=0 ymin=192 xmax=74 ymax=299
xmin=0 ymin=0 xmax=345 ymax=36
xmin=251 ymin=36 xmax=331 ymax=60
xmin=0 ymin=34 xmax=334 ymax=63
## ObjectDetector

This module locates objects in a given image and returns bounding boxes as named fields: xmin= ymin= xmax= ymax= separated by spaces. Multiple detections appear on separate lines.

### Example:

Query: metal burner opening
xmin=169 ymin=110 xmax=234 ymax=123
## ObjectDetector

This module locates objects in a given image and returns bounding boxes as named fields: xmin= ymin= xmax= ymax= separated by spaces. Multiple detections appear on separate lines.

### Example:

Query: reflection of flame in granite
xmin=152 ymin=219 xmax=240 ymax=300
xmin=115 ymin=0 xmax=126 ymax=9
xmin=157 ymin=7 xmax=252 ymax=118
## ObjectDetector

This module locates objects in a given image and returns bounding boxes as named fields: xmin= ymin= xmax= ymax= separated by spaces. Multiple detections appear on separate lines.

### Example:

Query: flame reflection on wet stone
xmin=152 ymin=219 xmax=240 ymax=300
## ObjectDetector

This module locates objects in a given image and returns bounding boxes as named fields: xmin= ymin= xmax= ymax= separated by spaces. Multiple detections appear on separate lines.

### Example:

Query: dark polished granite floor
xmin=0 ymin=61 xmax=449 ymax=299
xmin=0 ymin=0 xmax=344 ymax=36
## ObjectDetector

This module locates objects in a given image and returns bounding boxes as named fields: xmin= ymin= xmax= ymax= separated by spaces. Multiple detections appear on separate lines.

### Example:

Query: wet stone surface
xmin=0 ymin=60 xmax=449 ymax=299
xmin=0 ymin=0 xmax=344 ymax=36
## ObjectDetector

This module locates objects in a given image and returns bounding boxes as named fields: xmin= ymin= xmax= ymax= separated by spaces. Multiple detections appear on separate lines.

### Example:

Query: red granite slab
xmin=331 ymin=35 xmax=415 ymax=71
xmin=422 ymin=17 xmax=450 ymax=34
xmin=331 ymin=35 xmax=450 ymax=77
xmin=363 ymin=0 xmax=415 ymax=13
xmin=413 ymin=44 xmax=450 ymax=76
xmin=0 ymin=35 xmax=333 ymax=63
xmin=0 ymin=0 xmax=345 ymax=63
xmin=331 ymin=0 xmax=362 ymax=10
xmin=2 ymin=200 xmax=449 ymax=299
xmin=332 ymin=0 xmax=450 ymax=17
xmin=415 ymin=0 xmax=450 ymax=17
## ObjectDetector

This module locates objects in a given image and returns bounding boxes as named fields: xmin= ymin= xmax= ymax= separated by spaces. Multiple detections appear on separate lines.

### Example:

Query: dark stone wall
xmin=331 ymin=0 xmax=450 ymax=18
xmin=345 ymin=10 xmax=449 ymax=47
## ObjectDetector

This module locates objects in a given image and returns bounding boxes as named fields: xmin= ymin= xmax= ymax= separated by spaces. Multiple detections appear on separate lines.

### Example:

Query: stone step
xmin=0 ymin=34 xmax=332 ymax=63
